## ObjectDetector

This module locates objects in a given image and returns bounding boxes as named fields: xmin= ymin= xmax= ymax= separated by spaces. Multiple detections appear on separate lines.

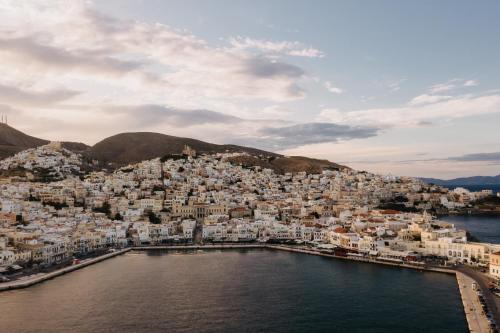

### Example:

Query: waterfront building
xmin=490 ymin=251 xmax=500 ymax=279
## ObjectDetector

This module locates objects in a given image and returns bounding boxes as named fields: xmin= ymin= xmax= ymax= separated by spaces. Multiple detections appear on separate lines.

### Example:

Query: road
xmin=457 ymin=266 xmax=500 ymax=329
xmin=457 ymin=272 xmax=494 ymax=333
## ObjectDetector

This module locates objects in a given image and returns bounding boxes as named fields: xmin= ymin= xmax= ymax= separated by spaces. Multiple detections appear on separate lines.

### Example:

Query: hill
xmin=421 ymin=175 xmax=500 ymax=186
xmin=85 ymin=132 xmax=279 ymax=168
xmin=0 ymin=123 xmax=48 ymax=159
xmin=0 ymin=123 xmax=89 ymax=159
xmin=225 ymin=155 xmax=343 ymax=174
xmin=86 ymin=132 xmax=346 ymax=173
xmin=0 ymin=124 xmax=346 ymax=174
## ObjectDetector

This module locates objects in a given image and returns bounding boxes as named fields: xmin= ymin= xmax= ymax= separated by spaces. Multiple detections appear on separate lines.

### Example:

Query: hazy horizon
xmin=1 ymin=0 xmax=499 ymax=178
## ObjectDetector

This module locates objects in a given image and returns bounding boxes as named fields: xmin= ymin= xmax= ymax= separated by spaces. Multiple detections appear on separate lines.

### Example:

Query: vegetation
xmin=93 ymin=202 xmax=111 ymax=216
xmin=377 ymin=202 xmax=418 ymax=212
xmin=148 ymin=212 xmax=161 ymax=224
xmin=44 ymin=201 xmax=69 ymax=210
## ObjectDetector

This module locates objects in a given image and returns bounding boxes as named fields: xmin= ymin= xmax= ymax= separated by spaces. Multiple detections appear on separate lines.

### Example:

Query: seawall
xmin=265 ymin=245 xmax=457 ymax=274
xmin=0 ymin=248 xmax=130 ymax=292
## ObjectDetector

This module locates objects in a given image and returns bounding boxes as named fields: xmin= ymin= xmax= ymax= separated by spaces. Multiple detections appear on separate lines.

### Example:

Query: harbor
xmin=1 ymin=244 xmax=496 ymax=333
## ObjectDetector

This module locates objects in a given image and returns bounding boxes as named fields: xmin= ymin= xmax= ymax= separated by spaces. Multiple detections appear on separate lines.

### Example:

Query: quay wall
xmin=133 ymin=244 xmax=266 ymax=251
xmin=265 ymin=245 xmax=457 ymax=274
xmin=0 ymin=248 xmax=130 ymax=292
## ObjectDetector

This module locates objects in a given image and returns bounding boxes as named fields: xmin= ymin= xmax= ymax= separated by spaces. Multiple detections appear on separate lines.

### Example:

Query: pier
xmin=0 ymin=248 xmax=130 ymax=291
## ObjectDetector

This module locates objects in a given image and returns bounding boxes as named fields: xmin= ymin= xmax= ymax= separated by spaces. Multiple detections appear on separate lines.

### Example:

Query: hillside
xmin=226 ymin=155 xmax=343 ymax=174
xmin=0 ymin=125 xmax=346 ymax=174
xmin=421 ymin=175 xmax=500 ymax=186
xmin=0 ymin=123 xmax=89 ymax=159
xmin=86 ymin=132 xmax=346 ymax=173
xmin=85 ymin=132 xmax=279 ymax=168
xmin=0 ymin=123 xmax=48 ymax=159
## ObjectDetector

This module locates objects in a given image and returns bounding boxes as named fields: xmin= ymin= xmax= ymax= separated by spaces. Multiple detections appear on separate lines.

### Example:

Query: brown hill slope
xmin=86 ymin=132 xmax=346 ymax=173
xmin=0 ymin=124 xmax=346 ymax=174
xmin=0 ymin=123 xmax=89 ymax=159
xmin=86 ymin=132 xmax=279 ymax=168
xmin=226 ymin=155 xmax=344 ymax=174
xmin=0 ymin=123 xmax=49 ymax=159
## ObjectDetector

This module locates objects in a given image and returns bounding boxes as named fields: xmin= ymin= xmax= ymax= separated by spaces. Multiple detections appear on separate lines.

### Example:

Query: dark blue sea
xmin=0 ymin=250 xmax=467 ymax=333
xmin=441 ymin=215 xmax=500 ymax=244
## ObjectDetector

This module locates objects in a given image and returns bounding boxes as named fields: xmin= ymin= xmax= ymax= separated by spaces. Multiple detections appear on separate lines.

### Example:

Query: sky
xmin=0 ymin=0 xmax=499 ymax=179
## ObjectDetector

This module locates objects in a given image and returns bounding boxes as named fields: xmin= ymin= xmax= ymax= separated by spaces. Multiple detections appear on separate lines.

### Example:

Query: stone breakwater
xmin=0 ymin=248 xmax=131 ymax=291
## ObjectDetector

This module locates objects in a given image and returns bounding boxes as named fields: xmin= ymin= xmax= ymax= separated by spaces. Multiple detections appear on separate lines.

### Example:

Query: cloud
xmin=322 ymin=93 xmax=500 ymax=127
xmin=324 ymin=81 xmax=344 ymax=94
xmin=464 ymin=79 xmax=479 ymax=87
xmin=387 ymin=79 xmax=406 ymax=92
xmin=103 ymin=105 xmax=242 ymax=127
xmin=0 ymin=104 xmax=21 ymax=116
xmin=429 ymin=82 xmax=456 ymax=93
xmin=0 ymin=83 xmax=80 ymax=107
xmin=228 ymin=37 xmax=324 ymax=58
xmin=243 ymin=57 xmax=304 ymax=79
xmin=0 ymin=0 xmax=313 ymax=103
xmin=237 ymin=122 xmax=379 ymax=150
xmin=448 ymin=152 xmax=500 ymax=162
xmin=428 ymin=78 xmax=479 ymax=93
xmin=0 ymin=36 xmax=143 ymax=77
xmin=408 ymin=94 xmax=452 ymax=106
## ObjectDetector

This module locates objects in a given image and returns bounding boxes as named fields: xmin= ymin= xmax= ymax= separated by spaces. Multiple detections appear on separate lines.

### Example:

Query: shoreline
xmin=0 ymin=244 xmax=490 ymax=332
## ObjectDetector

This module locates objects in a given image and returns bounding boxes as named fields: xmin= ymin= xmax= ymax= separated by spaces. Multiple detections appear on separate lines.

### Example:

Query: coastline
xmin=0 ymin=244 xmax=491 ymax=332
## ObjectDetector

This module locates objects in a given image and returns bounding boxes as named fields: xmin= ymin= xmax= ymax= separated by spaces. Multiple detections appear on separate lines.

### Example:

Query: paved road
xmin=457 ymin=266 xmax=500 ymax=329
xmin=457 ymin=272 xmax=494 ymax=333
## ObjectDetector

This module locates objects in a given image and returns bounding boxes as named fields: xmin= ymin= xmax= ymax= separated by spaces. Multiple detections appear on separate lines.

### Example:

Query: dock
xmin=0 ymin=248 xmax=130 ymax=292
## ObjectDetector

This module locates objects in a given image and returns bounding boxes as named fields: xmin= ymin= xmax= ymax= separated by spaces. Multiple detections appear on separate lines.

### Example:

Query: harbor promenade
xmin=457 ymin=272 xmax=492 ymax=333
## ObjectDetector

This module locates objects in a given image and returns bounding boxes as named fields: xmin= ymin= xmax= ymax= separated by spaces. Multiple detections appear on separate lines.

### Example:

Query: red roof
xmin=380 ymin=209 xmax=400 ymax=215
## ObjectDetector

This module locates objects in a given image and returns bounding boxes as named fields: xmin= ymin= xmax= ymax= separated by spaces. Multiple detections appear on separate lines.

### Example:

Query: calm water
xmin=0 ymin=250 xmax=467 ymax=333
xmin=441 ymin=215 xmax=500 ymax=244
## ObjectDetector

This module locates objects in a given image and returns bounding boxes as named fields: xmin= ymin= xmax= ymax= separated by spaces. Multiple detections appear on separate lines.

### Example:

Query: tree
xmin=93 ymin=202 xmax=111 ymax=216
xmin=148 ymin=211 xmax=161 ymax=224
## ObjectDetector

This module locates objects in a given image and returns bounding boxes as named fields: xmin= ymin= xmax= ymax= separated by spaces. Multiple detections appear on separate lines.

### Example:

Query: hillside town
xmin=1 ymin=143 xmax=500 ymax=281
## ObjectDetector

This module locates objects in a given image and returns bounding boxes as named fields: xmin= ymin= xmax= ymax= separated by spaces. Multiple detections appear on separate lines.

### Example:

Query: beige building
xmin=490 ymin=251 xmax=500 ymax=279
xmin=172 ymin=202 xmax=227 ymax=221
